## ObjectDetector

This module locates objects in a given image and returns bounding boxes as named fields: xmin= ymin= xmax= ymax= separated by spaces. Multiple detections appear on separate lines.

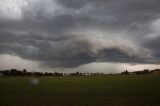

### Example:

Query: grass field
xmin=0 ymin=75 xmax=160 ymax=106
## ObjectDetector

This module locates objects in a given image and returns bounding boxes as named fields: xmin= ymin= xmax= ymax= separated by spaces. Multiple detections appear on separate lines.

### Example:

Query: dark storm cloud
xmin=143 ymin=36 xmax=160 ymax=58
xmin=0 ymin=0 xmax=160 ymax=67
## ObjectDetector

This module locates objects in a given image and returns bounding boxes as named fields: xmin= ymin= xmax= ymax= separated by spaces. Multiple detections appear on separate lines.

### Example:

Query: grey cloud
xmin=143 ymin=36 xmax=160 ymax=58
xmin=0 ymin=0 xmax=160 ymax=68
xmin=56 ymin=0 xmax=88 ymax=9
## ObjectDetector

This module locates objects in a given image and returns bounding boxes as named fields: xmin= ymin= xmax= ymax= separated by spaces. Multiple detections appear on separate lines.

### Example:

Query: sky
xmin=0 ymin=0 xmax=160 ymax=73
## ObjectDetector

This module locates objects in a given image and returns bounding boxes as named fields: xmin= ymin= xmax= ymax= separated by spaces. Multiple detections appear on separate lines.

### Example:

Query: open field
xmin=0 ymin=75 xmax=160 ymax=106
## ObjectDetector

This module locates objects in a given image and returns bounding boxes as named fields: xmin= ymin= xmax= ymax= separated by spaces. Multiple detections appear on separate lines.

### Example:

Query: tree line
xmin=121 ymin=69 xmax=158 ymax=75
xmin=0 ymin=69 xmax=105 ymax=77
xmin=0 ymin=69 xmax=63 ymax=77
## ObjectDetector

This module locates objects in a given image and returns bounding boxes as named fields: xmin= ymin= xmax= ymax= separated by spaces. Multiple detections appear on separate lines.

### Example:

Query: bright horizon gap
xmin=0 ymin=54 xmax=160 ymax=74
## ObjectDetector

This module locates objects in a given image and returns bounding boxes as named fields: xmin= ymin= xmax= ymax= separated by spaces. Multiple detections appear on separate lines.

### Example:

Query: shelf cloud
xmin=0 ymin=0 xmax=160 ymax=69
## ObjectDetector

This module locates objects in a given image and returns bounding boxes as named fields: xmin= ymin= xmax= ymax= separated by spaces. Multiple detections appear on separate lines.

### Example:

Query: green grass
xmin=0 ymin=75 xmax=160 ymax=106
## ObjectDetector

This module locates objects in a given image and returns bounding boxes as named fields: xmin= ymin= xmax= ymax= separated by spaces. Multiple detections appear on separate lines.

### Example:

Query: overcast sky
xmin=0 ymin=0 xmax=160 ymax=73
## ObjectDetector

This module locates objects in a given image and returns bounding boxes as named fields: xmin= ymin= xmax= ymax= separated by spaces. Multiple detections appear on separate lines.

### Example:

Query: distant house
xmin=150 ymin=69 xmax=160 ymax=74
xmin=84 ymin=73 xmax=91 ymax=76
